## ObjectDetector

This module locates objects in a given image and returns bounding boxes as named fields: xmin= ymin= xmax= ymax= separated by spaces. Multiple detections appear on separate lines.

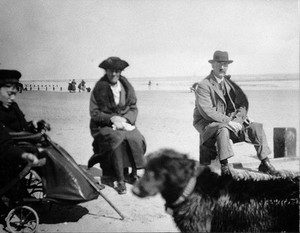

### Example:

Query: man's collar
xmin=212 ymin=72 xmax=224 ymax=84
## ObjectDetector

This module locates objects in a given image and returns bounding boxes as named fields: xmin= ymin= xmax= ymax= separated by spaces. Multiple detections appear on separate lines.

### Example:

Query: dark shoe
xmin=221 ymin=163 xmax=232 ymax=176
xmin=125 ymin=173 xmax=140 ymax=184
xmin=258 ymin=160 xmax=278 ymax=175
xmin=114 ymin=181 xmax=127 ymax=195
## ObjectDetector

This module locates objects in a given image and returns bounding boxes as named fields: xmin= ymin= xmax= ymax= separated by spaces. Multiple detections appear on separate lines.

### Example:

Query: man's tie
xmin=219 ymin=81 xmax=226 ymax=95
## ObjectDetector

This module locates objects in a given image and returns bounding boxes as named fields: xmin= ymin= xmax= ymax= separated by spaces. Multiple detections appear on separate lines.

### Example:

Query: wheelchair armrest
xmin=9 ymin=131 xmax=44 ymax=143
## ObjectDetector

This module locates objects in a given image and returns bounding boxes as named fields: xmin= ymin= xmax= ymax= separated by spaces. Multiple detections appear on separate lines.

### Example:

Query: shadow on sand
xmin=36 ymin=202 xmax=89 ymax=224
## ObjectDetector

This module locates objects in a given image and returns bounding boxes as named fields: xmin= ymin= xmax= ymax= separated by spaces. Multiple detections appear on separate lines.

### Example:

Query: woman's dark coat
xmin=89 ymin=75 xmax=146 ymax=169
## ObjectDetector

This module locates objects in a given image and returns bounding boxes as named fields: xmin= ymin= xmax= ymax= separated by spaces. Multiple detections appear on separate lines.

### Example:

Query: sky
xmin=0 ymin=0 xmax=298 ymax=80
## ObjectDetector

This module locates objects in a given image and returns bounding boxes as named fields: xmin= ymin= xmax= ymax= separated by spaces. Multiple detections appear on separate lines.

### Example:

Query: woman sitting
xmin=87 ymin=57 xmax=146 ymax=195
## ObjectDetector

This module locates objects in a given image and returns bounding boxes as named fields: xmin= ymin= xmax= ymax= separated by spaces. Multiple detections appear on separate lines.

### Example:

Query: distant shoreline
xmin=20 ymin=73 xmax=299 ymax=83
xmin=18 ymin=73 xmax=298 ymax=92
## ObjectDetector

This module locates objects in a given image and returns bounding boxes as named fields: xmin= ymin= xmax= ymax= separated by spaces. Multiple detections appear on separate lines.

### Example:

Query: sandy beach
xmin=18 ymin=88 xmax=300 ymax=164
xmin=1 ymin=88 xmax=299 ymax=232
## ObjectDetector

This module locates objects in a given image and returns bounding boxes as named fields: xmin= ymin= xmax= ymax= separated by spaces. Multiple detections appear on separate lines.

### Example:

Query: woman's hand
xmin=110 ymin=116 xmax=127 ymax=124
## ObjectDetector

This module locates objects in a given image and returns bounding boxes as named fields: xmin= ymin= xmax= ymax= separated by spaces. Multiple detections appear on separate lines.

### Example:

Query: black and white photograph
xmin=0 ymin=0 xmax=299 ymax=232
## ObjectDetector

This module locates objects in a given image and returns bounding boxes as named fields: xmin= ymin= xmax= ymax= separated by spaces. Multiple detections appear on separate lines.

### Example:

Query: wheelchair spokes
xmin=5 ymin=205 xmax=39 ymax=233
xmin=25 ymin=170 xmax=44 ymax=199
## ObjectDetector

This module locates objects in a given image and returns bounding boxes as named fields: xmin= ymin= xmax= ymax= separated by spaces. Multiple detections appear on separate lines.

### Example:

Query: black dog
xmin=132 ymin=149 xmax=299 ymax=232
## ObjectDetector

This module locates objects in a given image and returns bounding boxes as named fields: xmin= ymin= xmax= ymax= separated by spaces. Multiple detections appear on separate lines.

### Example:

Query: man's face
xmin=212 ymin=61 xmax=229 ymax=79
xmin=106 ymin=69 xmax=121 ymax=84
xmin=0 ymin=85 xmax=18 ymax=108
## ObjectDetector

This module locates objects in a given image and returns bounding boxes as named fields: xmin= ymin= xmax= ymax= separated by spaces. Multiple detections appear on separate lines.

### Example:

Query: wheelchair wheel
xmin=5 ymin=205 xmax=39 ymax=233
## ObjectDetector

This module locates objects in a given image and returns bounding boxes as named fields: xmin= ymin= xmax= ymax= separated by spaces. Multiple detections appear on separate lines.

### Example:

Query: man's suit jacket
xmin=193 ymin=71 xmax=249 ymax=143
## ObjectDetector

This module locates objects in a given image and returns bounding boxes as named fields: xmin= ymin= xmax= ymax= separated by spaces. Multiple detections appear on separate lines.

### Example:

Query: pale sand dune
xmin=2 ymin=89 xmax=297 ymax=232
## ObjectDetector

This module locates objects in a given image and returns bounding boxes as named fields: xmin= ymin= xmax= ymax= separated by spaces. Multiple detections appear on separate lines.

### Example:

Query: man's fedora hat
xmin=0 ymin=69 xmax=22 ymax=86
xmin=208 ymin=50 xmax=233 ymax=64
xmin=99 ymin=57 xmax=129 ymax=71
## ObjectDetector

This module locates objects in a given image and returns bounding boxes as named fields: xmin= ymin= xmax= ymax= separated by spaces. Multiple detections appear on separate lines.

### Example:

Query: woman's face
xmin=106 ymin=69 xmax=122 ymax=84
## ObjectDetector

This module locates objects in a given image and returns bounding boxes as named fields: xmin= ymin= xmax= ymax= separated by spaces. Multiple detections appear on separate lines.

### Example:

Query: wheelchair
xmin=1 ymin=130 xmax=124 ymax=233
xmin=0 ymin=158 xmax=45 ymax=233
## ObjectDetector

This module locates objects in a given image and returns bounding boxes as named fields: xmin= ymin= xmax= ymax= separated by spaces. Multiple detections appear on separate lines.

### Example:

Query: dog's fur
xmin=132 ymin=149 xmax=299 ymax=232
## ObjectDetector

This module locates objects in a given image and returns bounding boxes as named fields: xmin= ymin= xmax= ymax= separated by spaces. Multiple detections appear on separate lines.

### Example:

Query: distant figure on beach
xmin=87 ymin=57 xmax=146 ymax=195
xmin=78 ymin=79 xmax=86 ymax=92
xmin=147 ymin=80 xmax=152 ymax=90
xmin=68 ymin=80 xmax=72 ymax=92
xmin=71 ymin=79 xmax=76 ymax=92
xmin=68 ymin=79 xmax=76 ymax=93
xmin=193 ymin=50 xmax=277 ymax=176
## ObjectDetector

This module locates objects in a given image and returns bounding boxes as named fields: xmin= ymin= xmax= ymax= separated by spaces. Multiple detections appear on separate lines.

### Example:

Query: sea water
xmin=21 ymin=73 xmax=299 ymax=92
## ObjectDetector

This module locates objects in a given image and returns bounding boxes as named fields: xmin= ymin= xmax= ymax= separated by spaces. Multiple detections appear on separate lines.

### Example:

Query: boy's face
xmin=0 ymin=84 xmax=18 ymax=108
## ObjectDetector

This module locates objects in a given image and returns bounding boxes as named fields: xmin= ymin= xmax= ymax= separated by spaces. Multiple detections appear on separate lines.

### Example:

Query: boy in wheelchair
xmin=0 ymin=122 xmax=41 ymax=217
xmin=0 ymin=70 xmax=47 ymax=218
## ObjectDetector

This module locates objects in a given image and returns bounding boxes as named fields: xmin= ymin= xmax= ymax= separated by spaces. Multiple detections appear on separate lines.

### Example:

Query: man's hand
xmin=228 ymin=121 xmax=242 ymax=133
xmin=21 ymin=152 xmax=40 ymax=166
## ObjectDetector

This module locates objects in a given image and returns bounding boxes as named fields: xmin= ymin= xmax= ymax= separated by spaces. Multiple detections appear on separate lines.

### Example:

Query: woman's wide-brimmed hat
xmin=208 ymin=51 xmax=233 ymax=64
xmin=99 ymin=57 xmax=129 ymax=71
xmin=0 ymin=69 xmax=22 ymax=86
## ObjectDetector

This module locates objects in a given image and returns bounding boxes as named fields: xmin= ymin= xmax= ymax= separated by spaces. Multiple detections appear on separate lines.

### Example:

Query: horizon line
xmin=20 ymin=72 xmax=299 ymax=82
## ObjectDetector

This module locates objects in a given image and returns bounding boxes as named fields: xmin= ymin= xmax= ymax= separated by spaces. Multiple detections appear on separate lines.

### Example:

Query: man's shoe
xmin=221 ymin=163 xmax=232 ymax=176
xmin=114 ymin=181 xmax=127 ymax=195
xmin=258 ymin=159 xmax=278 ymax=175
